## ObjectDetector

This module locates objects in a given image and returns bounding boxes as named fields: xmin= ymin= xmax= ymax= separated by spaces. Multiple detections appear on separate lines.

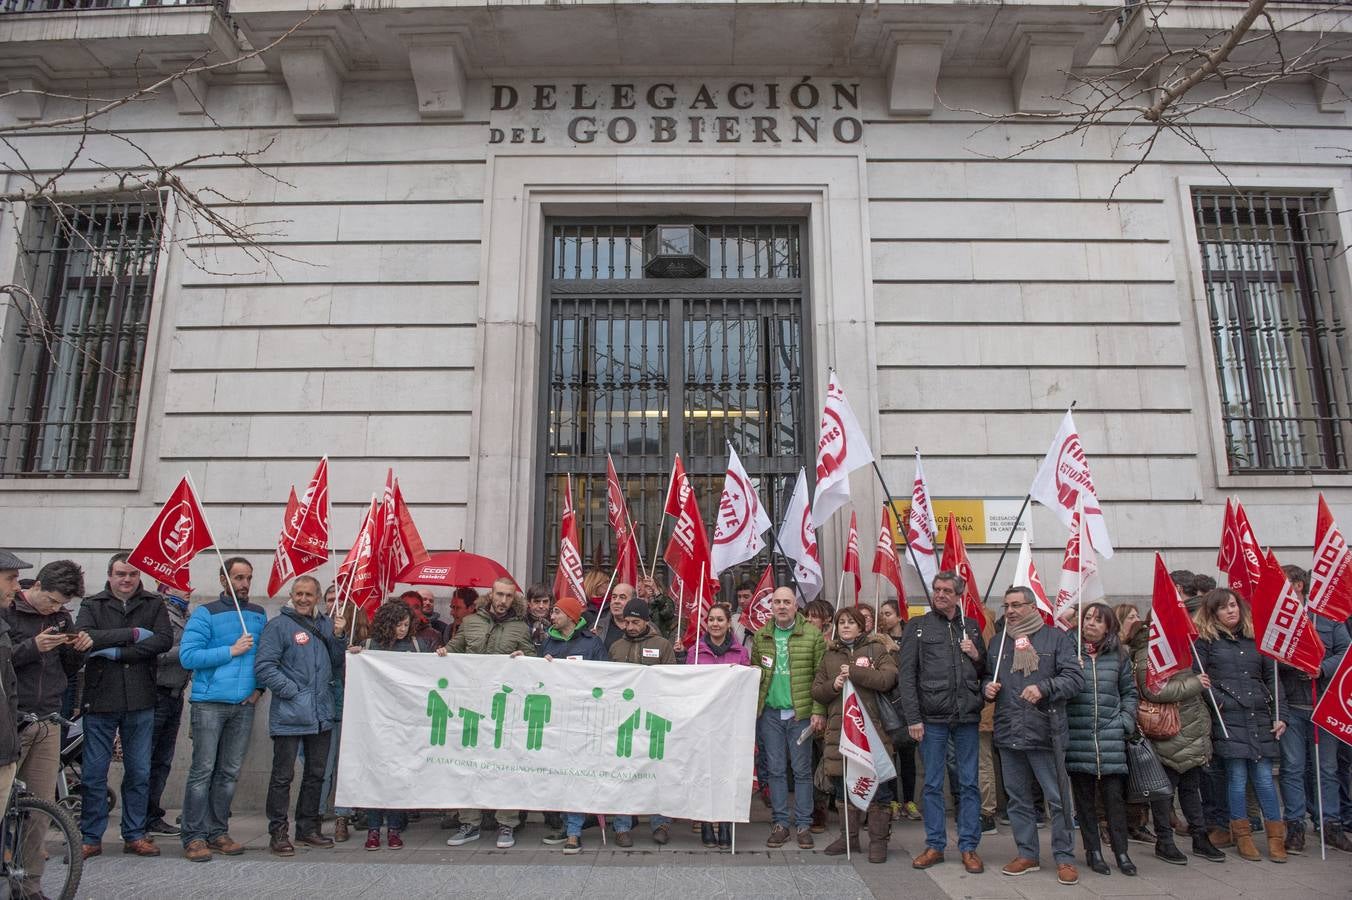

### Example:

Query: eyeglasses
xmin=1001 ymin=601 xmax=1031 ymax=610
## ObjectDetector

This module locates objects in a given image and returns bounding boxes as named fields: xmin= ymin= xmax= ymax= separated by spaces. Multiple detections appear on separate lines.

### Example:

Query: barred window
xmin=541 ymin=220 xmax=810 ymax=586
xmin=0 ymin=200 xmax=162 ymax=478
xmin=1193 ymin=191 xmax=1352 ymax=473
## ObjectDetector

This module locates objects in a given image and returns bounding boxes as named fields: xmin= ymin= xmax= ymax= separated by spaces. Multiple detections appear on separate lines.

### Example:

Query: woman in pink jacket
xmin=686 ymin=602 xmax=748 ymax=849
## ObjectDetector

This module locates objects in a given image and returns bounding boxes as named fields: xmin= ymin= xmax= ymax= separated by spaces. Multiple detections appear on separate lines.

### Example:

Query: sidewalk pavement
xmin=77 ymin=808 xmax=1349 ymax=900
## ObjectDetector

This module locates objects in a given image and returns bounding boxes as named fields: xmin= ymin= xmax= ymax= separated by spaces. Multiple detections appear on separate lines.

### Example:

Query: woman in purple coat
xmin=686 ymin=602 xmax=748 ymax=849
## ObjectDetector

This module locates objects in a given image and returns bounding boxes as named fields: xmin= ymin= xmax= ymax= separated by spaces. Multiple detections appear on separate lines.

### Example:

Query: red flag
xmin=382 ymin=476 xmax=429 ymax=591
xmin=1147 ymin=553 xmax=1195 ymax=693
xmin=1312 ymin=644 xmax=1352 ymax=748
xmin=1311 ymin=494 xmax=1352 ymax=622
xmin=128 ymin=476 xmax=214 ymax=593
xmin=740 ymin=563 xmax=776 ymax=634
xmin=554 ymin=476 xmax=586 ymax=604
xmin=939 ymin=514 xmax=986 ymax=631
xmin=606 ymin=454 xmax=640 ymax=587
xmin=663 ymin=453 xmax=687 ymax=518
xmin=337 ymin=497 xmax=382 ymax=614
xmin=1252 ymin=549 xmax=1325 ymax=678
xmin=267 ymin=488 xmax=302 ymax=598
xmin=1219 ymin=499 xmax=1263 ymax=602
xmin=663 ymin=470 xmax=718 ymax=637
xmin=844 ymin=510 xmax=862 ymax=600
xmin=871 ymin=506 xmax=906 ymax=614
xmin=290 ymin=457 xmax=330 ymax=564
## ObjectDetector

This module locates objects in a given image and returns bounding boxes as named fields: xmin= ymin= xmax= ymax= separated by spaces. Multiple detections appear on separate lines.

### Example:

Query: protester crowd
xmin=0 ymin=548 xmax=1347 ymax=888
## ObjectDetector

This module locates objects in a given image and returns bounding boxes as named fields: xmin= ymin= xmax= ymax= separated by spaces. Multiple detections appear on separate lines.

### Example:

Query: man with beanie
xmin=608 ymin=596 xmax=676 ymax=845
xmin=984 ymin=586 xmax=1085 ymax=886
xmin=899 ymin=570 xmax=988 ymax=875
xmin=540 ymin=593 xmax=608 ymax=853
xmin=0 ymin=551 xmax=30 ymax=827
xmin=177 ymin=558 xmax=268 ymax=862
xmin=76 ymin=553 xmax=173 ymax=859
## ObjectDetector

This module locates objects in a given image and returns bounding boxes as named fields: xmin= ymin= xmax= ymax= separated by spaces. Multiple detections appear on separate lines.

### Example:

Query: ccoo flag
xmin=1310 ymin=494 xmax=1352 ymax=622
xmin=1252 ymin=549 xmax=1325 ymax=679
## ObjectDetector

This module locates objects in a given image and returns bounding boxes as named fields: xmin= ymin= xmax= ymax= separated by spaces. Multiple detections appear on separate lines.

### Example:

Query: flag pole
xmin=835 ymin=567 xmax=847 ymax=612
xmin=1188 ymin=637 xmax=1230 ymax=739
xmin=842 ymin=688 xmax=852 ymax=863
xmin=869 ymin=460 xmax=931 ymax=604
xmin=981 ymin=493 xmax=1031 ymax=606
xmin=993 ymin=622 xmax=1009 ymax=680
xmin=1272 ymin=658 xmax=1280 ymax=728
xmin=648 ymin=458 xmax=677 ymax=580
xmin=1313 ymin=681 xmax=1326 ymax=861
xmin=184 ymin=470 xmax=248 ymax=632
xmin=593 ymin=565 xmax=622 ymax=644
xmin=694 ymin=562 xmax=707 ymax=664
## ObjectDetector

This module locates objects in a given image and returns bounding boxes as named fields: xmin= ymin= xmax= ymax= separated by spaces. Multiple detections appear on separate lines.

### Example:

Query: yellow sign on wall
xmin=887 ymin=498 xmax=1028 ymax=547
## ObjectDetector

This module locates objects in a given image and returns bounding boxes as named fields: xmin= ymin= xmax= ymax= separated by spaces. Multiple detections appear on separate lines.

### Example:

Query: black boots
xmin=1154 ymin=838 xmax=1188 ymax=865
xmin=1116 ymin=852 xmax=1138 ymax=876
xmin=1086 ymin=850 xmax=1111 ymax=875
xmin=1191 ymin=830 xmax=1226 ymax=862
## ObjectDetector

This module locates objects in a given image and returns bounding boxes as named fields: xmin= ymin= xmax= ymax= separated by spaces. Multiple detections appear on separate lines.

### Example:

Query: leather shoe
xmin=80 ymin=844 xmax=102 ymax=861
xmin=651 ymin=825 xmax=670 ymax=846
xmin=122 ymin=838 xmax=160 ymax=857
xmin=1116 ymin=852 xmax=1138 ymax=876
xmin=207 ymin=834 xmax=244 ymax=856
xmin=961 ymin=850 xmax=984 ymax=874
xmin=1057 ymin=863 xmax=1080 ymax=885
xmin=614 ymin=831 xmax=633 ymax=848
xmin=269 ymin=833 xmax=295 ymax=857
xmin=1001 ymin=856 xmax=1040 ymax=876
xmin=1086 ymin=849 xmax=1111 ymax=875
xmin=183 ymin=839 xmax=212 ymax=863
xmin=297 ymin=833 xmax=334 ymax=849
xmin=912 ymin=848 xmax=945 ymax=869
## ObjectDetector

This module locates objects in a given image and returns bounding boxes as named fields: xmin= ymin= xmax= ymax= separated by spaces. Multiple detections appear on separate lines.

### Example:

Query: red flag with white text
xmin=267 ymin=487 xmax=320 ymax=598
xmin=290 ymin=457 xmax=330 ymax=565
xmin=1218 ymin=499 xmax=1263 ymax=602
xmin=844 ymin=510 xmax=862 ymax=600
xmin=663 ymin=454 xmax=687 ymax=518
xmin=740 ymin=563 xmax=776 ymax=635
xmin=840 ymin=680 xmax=898 ymax=809
xmin=337 ymin=497 xmax=382 ymax=614
xmin=555 ymin=476 xmax=587 ymax=604
xmin=1252 ymin=549 xmax=1325 ymax=679
xmin=871 ymin=506 xmax=906 ymax=614
xmin=939 ymin=514 xmax=987 ymax=631
xmin=1312 ymin=645 xmax=1352 ymax=748
xmin=129 ymin=476 xmax=214 ymax=593
xmin=1012 ymin=532 xmax=1053 ymax=626
xmin=663 ymin=469 xmax=719 ymax=634
xmin=606 ymin=454 xmax=641 ymax=588
xmin=1147 ymin=553 xmax=1195 ymax=693
xmin=382 ymin=476 xmax=429 ymax=592
xmin=1053 ymin=500 xmax=1103 ymax=630
xmin=1310 ymin=494 xmax=1352 ymax=622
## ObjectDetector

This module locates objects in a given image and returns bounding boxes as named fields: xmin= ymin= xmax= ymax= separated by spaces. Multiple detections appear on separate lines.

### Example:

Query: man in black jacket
xmin=4 ymin=559 xmax=87 ymax=895
xmin=898 ymin=570 xmax=988 ymax=875
xmin=0 ymin=550 xmax=33 ymax=821
xmin=75 ymin=553 xmax=173 ymax=860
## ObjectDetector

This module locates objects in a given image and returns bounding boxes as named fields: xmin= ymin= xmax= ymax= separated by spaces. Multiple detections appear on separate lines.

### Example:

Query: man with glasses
xmin=898 ymin=570 xmax=988 ymax=875
xmin=984 ymin=585 xmax=1084 ymax=886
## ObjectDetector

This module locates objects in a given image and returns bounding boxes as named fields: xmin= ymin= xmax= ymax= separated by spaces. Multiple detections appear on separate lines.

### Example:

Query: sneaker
xmin=541 ymin=827 xmax=568 ymax=845
xmin=890 ymin=801 xmax=902 ymax=821
xmin=563 ymin=836 xmax=581 ymax=855
xmin=387 ymin=829 xmax=404 ymax=850
xmin=766 ymin=824 xmax=791 ymax=848
xmin=446 ymin=824 xmax=481 ymax=846
xmin=997 ymin=811 xmax=1011 ymax=826
xmin=496 ymin=826 xmax=515 ymax=849
xmin=981 ymin=814 xmax=997 ymax=835
xmin=903 ymin=801 xmax=921 ymax=821
xmin=796 ymin=828 xmax=814 ymax=849
xmin=364 ymin=829 xmax=381 ymax=851
xmin=147 ymin=818 xmax=181 ymax=837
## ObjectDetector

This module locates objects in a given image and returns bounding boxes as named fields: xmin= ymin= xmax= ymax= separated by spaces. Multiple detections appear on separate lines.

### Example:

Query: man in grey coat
xmin=983 ymin=586 xmax=1085 ymax=886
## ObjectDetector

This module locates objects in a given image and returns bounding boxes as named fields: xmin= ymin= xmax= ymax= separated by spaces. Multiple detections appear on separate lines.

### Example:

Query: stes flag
xmin=1053 ymin=499 xmax=1103 ymax=631
xmin=904 ymin=451 xmax=939 ymax=585
xmin=711 ymin=446 xmax=773 ymax=577
xmin=813 ymin=373 xmax=875 ymax=526
xmin=1029 ymin=410 xmax=1114 ymax=558
xmin=779 ymin=469 xmax=824 ymax=604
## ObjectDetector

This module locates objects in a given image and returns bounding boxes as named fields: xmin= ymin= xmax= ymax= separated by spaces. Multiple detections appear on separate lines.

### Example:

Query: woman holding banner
xmin=686 ymin=602 xmax=748 ymax=851
xmin=1193 ymin=589 xmax=1289 ymax=863
xmin=811 ymin=607 xmax=898 ymax=863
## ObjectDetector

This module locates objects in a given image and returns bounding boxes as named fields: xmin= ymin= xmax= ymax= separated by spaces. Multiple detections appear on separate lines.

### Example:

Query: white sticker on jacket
xmin=642 ymin=647 xmax=660 ymax=659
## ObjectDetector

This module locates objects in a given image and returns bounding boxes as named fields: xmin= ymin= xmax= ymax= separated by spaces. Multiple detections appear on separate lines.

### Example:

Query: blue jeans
xmin=612 ymin=814 xmax=670 ymax=833
xmin=1224 ymin=757 xmax=1281 ymax=822
xmin=181 ymin=702 xmax=256 ymax=846
xmin=367 ymin=809 xmax=407 ymax=830
xmin=919 ymin=722 xmax=981 ymax=853
xmin=79 ymin=707 xmax=155 ymax=845
xmin=146 ymin=689 xmax=184 ymax=822
xmin=1279 ymin=709 xmax=1341 ymax=826
xmin=757 ymin=707 xmax=814 ymax=829
xmin=564 ymin=812 xmax=586 ymax=838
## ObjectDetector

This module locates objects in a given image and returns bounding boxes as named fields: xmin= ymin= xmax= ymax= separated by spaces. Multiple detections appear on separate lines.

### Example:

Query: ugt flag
xmin=840 ymin=679 xmax=897 ymax=809
xmin=711 ymin=446 xmax=772 ymax=577
xmin=129 ymin=476 xmax=214 ymax=593
xmin=1029 ymin=410 xmax=1113 ymax=558
xmin=1313 ymin=645 xmax=1352 ymax=748
xmin=813 ymin=372 xmax=874 ymax=526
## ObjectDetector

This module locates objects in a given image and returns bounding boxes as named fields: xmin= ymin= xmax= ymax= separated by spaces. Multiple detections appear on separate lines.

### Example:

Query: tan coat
xmin=810 ymin=632 xmax=899 ymax=778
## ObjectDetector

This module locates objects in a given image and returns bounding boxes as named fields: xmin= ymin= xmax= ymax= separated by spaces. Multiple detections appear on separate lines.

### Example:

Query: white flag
xmin=813 ymin=372 xmax=875 ymax=526
xmin=904 ymin=450 xmax=939 ymax=585
xmin=1029 ymin=410 xmax=1114 ymax=558
xmin=711 ymin=446 xmax=773 ymax=576
xmin=1053 ymin=496 xmax=1103 ymax=631
xmin=779 ymin=469 xmax=823 ymax=603
xmin=1013 ymin=531 xmax=1055 ymax=625
xmin=839 ymin=680 xmax=897 ymax=810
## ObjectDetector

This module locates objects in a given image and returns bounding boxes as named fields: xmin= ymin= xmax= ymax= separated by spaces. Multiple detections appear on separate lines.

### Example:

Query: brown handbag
xmin=1137 ymin=699 xmax=1181 ymax=740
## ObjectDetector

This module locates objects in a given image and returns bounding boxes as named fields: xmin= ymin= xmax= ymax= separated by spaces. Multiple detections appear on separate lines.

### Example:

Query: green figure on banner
xmin=644 ymin=711 xmax=672 ymax=760
xmin=523 ymin=692 xmax=552 ymax=750
xmin=616 ymin=708 xmax=642 ymax=758
xmin=427 ymin=678 xmax=451 ymax=746
xmin=458 ymin=707 xmax=484 ymax=748
xmin=491 ymin=685 xmax=513 ymax=749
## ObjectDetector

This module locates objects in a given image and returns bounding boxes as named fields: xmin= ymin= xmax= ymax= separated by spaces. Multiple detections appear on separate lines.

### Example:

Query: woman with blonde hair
xmin=1193 ymin=589 xmax=1288 ymax=862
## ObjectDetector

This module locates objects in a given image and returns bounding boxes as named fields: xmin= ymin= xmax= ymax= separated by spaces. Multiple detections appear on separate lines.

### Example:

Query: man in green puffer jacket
xmin=749 ymin=587 xmax=826 ymax=851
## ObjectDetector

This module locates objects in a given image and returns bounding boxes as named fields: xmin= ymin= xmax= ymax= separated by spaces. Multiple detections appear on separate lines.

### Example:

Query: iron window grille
xmin=540 ymin=221 xmax=810 ymax=591
xmin=1193 ymin=190 xmax=1352 ymax=473
xmin=0 ymin=199 xmax=163 ymax=478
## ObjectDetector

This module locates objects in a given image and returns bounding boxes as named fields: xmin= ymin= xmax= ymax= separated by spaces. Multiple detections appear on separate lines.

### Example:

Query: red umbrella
xmin=396 ymin=550 xmax=519 ymax=591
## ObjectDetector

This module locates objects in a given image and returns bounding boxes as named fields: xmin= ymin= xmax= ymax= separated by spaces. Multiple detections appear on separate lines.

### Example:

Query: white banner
xmin=335 ymin=653 xmax=760 ymax=821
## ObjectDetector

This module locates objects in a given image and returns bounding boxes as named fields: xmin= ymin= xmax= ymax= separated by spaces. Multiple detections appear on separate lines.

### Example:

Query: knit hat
xmin=621 ymin=597 xmax=651 ymax=622
xmin=555 ymin=594 xmax=585 ymax=624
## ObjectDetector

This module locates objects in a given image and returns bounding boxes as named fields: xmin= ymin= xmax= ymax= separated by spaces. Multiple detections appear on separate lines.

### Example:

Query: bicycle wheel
xmin=6 ymin=795 xmax=82 ymax=900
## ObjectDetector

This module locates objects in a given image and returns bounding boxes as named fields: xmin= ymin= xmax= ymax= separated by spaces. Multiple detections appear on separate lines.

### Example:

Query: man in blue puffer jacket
xmin=177 ymin=557 xmax=268 ymax=862
xmin=254 ymin=575 xmax=348 ymax=857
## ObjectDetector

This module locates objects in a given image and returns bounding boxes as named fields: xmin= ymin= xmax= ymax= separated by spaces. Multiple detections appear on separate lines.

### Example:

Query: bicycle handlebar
xmin=18 ymin=712 xmax=76 ymax=729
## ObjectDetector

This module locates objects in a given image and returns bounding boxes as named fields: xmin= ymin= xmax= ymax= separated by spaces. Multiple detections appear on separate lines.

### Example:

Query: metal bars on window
xmin=1193 ymin=191 xmax=1352 ymax=472
xmin=540 ymin=221 xmax=809 ymax=585
xmin=0 ymin=200 xmax=162 ymax=477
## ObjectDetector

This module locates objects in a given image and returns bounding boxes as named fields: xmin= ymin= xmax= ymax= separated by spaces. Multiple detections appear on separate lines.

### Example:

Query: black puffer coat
xmin=1065 ymin=635 xmax=1137 ymax=777
xmin=1194 ymin=628 xmax=1288 ymax=761
xmin=897 ymin=610 xmax=987 ymax=726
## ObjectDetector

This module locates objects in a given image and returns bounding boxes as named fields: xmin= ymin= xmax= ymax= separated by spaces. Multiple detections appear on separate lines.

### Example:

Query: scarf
xmin=1006 ymin=612 xmax=1044 ymax=676
xmin=703 ymin=635 xmax=732 ymax=657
